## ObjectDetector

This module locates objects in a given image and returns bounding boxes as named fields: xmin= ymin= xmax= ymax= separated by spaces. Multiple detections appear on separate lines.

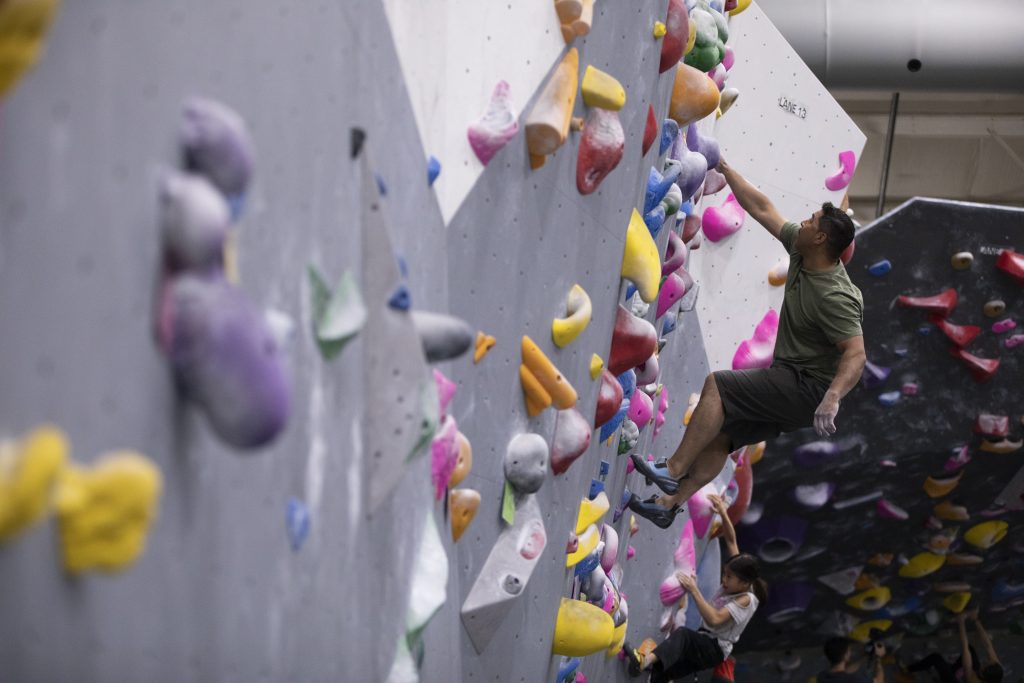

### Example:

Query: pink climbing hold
xmin=708 ymin=63 xmax=728 ymax=91
xmin=433 ymin=368 xmax=457 ymax=417
xmin=656 ymin=268 xmax=694 ymax=318
xmin=430 ymin=415 xmax=459 ymax=500
xmin=688 ymin=483 xmax=717 ymax=539
xmin=627 ymin=546 xmax=636 ymax=559
xmin=732 ymin=310 xmax=779 ymax=370
xmin=577 ymin=107 xmax=625 ymax=195
xmin=659 ymin=518 xmax=696 ymax=605
xmin=702 ymin=193 xmax=746 ymax=242
xmin=944 ymin=444 xmax=971 ymax=471
xmin=551 ymin=408 xmax=593 ymax=475
xmin=662 ymin=230 xmax=688 ymax=276
xmin=992 ymin=318 xmax=1017 ymax=334
xmin=722 ymin=45 xmax=736 ymax=71
xmin=628 ymin=389 xmax=654 ymax=429
xmin=600 ymin=524 xmax=619 ymax=573
xmin=653 ymin=387 xmax=669 ymax=440
xmin=467 ymin=80 xmax=520 ymax=166
xmin=825 ymin=150 xmax=857 ymax=191
xmin=1006 ymin=334 xmax=1024 ymax=349
xmin=877 ymin=498 xmax=909 ymax=520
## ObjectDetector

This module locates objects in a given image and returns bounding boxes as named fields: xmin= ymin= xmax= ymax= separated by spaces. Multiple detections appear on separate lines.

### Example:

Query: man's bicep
xmin=835 ymin=334 xmax=865 ymax=355
xmin=823 ymin=296 xmax=864 ymax=346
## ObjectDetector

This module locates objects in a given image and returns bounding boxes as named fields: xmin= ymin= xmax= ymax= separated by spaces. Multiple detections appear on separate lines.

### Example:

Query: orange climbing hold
xmin=520 ymin=335 xmax=578 ymax=416
xmin=474 ymin=331 xmax=496 ymax=363
xmin=669 ymin=64 xmax=720 ymax=127
xmin=450 ymin=488 xmax=481 ymax=542
xmin=525 ymin=48 xmax=579 ymax=159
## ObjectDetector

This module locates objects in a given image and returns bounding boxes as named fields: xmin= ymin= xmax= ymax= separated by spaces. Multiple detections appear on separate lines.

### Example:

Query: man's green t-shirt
xmin=774 ymin=222 xmax=864 ymax=386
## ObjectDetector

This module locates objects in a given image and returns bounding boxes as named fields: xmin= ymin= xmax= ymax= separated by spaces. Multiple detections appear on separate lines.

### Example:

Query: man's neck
xmin=801 ymin=250 xmax=838 ymax=272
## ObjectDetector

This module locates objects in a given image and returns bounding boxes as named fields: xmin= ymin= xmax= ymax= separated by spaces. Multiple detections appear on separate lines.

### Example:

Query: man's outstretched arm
xmin=814 ymin=335 xmax=866 ymax=437
xmin=717 ymin=159 xmax=787 ymax=240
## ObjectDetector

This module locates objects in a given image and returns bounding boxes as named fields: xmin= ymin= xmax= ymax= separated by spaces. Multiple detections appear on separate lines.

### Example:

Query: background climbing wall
xmin=688 ymin=3 xmax=867 ymax=373
xmin=0 ymin=2 xmax=450 ymax=681
xmin=737 ymin=199 xmax=1024 ymax=658
xmin=379 ymin=0 xmax=566 ymax=223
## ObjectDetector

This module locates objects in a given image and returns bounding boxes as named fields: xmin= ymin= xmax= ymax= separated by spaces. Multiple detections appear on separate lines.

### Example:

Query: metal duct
xmin=755 ymin=0 xmax=1024 ymax=91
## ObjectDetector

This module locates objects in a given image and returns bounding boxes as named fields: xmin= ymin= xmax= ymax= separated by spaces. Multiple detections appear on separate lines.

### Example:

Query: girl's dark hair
xmin=726 ymin=553 xmax=768 ymax=603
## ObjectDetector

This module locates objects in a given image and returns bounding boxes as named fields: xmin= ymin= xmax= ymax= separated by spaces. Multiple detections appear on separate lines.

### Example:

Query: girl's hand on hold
xmin=675 ymin=571 xmax=698 ymax=594
xmin=708 ymin=494 xmax=728 ymax=516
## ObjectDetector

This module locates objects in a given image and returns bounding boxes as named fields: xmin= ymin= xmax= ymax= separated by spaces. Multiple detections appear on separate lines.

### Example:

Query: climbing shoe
xmin=625 ymin=642 xmax=644 ymax=677
xmin=627 ymin=493 xmax=680 ymax=529
xmin=629 ymin=453 xmax=685 ymax=495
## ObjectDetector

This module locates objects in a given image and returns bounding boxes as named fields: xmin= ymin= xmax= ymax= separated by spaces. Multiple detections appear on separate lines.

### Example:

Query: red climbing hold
xmin=996 ymin=249 xmax=1024 ymax=286
xmin=577 ymin=108 xmax=625 ymax=195
xmin=929 ymin=314 xmax=980 ymax=348
xmin=607 ymin=305 xmax=658 ymax=376
xmin=974 ymin=414 xmax=1010 ymax=438
xmin=897 ymin=288 xmax=957 ymax=317
xmin=659 ymin=0 xmax=690 ymax=73
xmin=642 ymin=105 xmax=657 ymax=156
xmin=840 ymin=240 xmax=855 ymax=265
xmin=953 ymin=348 xmax=1000 ymax=382
xmin=594 ymin=369 xmax=624 ymax=429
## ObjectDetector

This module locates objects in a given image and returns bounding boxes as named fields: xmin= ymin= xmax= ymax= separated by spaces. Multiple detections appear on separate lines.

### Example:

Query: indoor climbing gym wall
xmin=10 ymin=1 xmax=1018 ymax=682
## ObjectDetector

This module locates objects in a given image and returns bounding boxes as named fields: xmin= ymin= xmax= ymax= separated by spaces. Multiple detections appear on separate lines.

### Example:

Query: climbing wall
xmin=688 ymin=3 xmax=866 ymax=373
xmin=0 ymin=2 xmax=449 ymax=680
xmin=738 ymin=198 xmax=1024 ymax=654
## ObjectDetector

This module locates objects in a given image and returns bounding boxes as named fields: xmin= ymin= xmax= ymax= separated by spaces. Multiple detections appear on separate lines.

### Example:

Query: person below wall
xmin=818 ymin=636 xmax=885 ymax=683
xmin=900 ymin=610 xmax=1003 ymax=683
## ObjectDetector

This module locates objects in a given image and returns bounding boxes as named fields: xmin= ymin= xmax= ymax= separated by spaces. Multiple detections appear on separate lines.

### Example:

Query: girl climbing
xmin=627 ymin=495 xmax=767 ymax=681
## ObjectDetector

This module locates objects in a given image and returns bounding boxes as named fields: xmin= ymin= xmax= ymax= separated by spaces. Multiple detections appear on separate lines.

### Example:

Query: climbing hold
xmin=410 ymin=311 xmax=475 ymax=363
xmin=943 ymin=592 xmax=972 ymax=614
xmin=818 ymin=567 xmax=863 ymax=596
xmin=504 ymin=433 xmax=550 ymax=494
xmin=0 ymin=425 xmax=68 ymax=542
xmin=656 ymin=269 xmax=694 ymax=318
xmin=431 ymin=415 xmax=460 ymax=500
xmin=180 ymin=97 xmax=256 ymax=204
xmin=660 ymin=120 xmax=680 ymax=157
xmin=944 ymin=445 xmax=971 ymax=471
xmin=732 ymin=309 xmax=779 ymax=371
xmin=427 ymin=155 xmax=442 ymax=186
xmin=577 ymin=108 xmax=625 ymax=195
xmin=450 ymin=488 xmax=481 ymax=542
xmin=718 ymin=87 xmax=739 ymax=117
xmin=467 ymin=80 xmax=520 ymax=166
xmin=846 ymin=586 xmax=892 ymax=611
xmin=576 ymin=492 xmax=610 ymax=534
xmin=901 ymin=382 xmax=919 ymax=396
xmin=653 ymin=21 xmax=667 ymax=38
xmin=646 ymin=165 xmax=683 ymax=214
xmin=766 ymin=256 xmax=790 ymax=287
xmin=793 ymin=440 xmax=841 ymax=467
xmin=642 ymin=105 xmax=658 ymax=156
xmin=685 ymin=123 xmax=722 ymax=170
xmin=1006 ymin=334 xmax=1024 ymax=349
xmin=983 ymin=300 xmax=1006 ymax=317
xmin=702 ymin=193 xmax=746 ymax=242
xmin=951 ymin=251 xmax=974 ymax=270
xmin=567 ymin=524 xmax=601 ymax=567
xmin=552 ymin=285 xmax=593 ymax=348
xmin=552 ymin=597 xmax=615 ymax=656
xmin=682 ymin=214 xmax=702 ymax=244
xmin=963 ymin=520 xmax=1008 ymax=549
xmin=54 ymin=450 xmax=162 ymax=573
xmin=923 ymin=471 xmax=963 ymax=498
xmin=930 ymin=314 xmax=980 ymax=347
xmin=707 ymin=63 xmax=728 ymax=91
xmin=446 ymin=431 xmax=474 ymax=488
xmin=589 ymin=354 xmax=604 ymax=380
xmin=868 ymin=554 xmax=894 ymax=567
xmin=634 ymin=354 xmax=660 ymax=386
xmin=659 ymin=0 xmax=690 ymax=72
xmin=896 ymin=288 xmax=958 ymax=317
xmin=876 ymin=499 xmax=908 ymax=520
xmin=996 ymin=249 xmax=1024 ymax=285
xmin=161 ymin=274 xmax=290 ymax=449
xmin=980 ymin=437 xmax=1023 ymax=453
xmin=627 ymin=390 xmax=654 ymax=429
xmin=934 ymin=500 xmax=969 ymax=521
xmin=608 ymin=305 xmax=658 ymax=376
xmin=867 ymin=260 xmax=892 ymax=276
xmin=667 ymin=134 xmax=709 ymax=200
xmin=684 ymin=1 xmax=729 ymax=72
xmin=669 ymin=64 xmax=721 ymax=127
xmin=554 ymin=0 xmax=594 ymax=42
xmin=740 ymin=515 xmax=807 ymax=563
xmin=878 ymin=391 xmax=900 ymax=406
xmin=652 ymin=387 xmax=669 ymax=440
xmin=793 ymin=482 xmax=834 ymax=509
xmin=473 ymin=331 xmax=497 ymax=364
xmin=593 ymin=369 xmax=625 ymax=429
xmin=899 ymin=552 xmax=945 ymax=578
xmin=461 ymin=495 xmax=547 ymax=653
xmin=661 ymin=311 xmax=678 ymax=336
xmin=0 ymin=0 xmax=61 ymax=100
xmin=520 ymin=335 xmax=578 ymax=416
xmin=286 ymin=497 xmax=310 ymax=552
xmin=618 ymin=419 xmax=640 ymax=454
xmin=620 ymin=210 xmax=661 ymax=303
xmin=763 ymin=581 xmax=814 ymax=624
xmin=848 ymin=620 xmax=891 ymax=644
xmin=525 ymin=48 xmax=579 ymax=159
xmin=599 ymin=524 xmax=619 ymax=574
xmin=861 ymin=360 xmax=891 ymax=388
xmin=433 ymin=370 xmax=457 ymax=417
xmin=308 ymin=266 xmax=366 ymax=361
xmin=824 ymin=151 xmax=857 ymax=191
xmin=387 ymin=283 xmax=411 ymax=311
xmin=551 ymin=409 xmax=592 ymax=475
xmin=975 ymin=414 xmax=1009 ymax=437
xmin=702 ymin=168 xmax=728 ymax=196
xmin=992 ymin=318 xmax=1017 ymax=334
xmin=159 ymin=171 xmax=230 ymax=273
xmin=581 ymin=65 xmax=626 ymax=111
xmin=729 ymin=0 xmax=752 ymax=14
xmin=953 ymin=348 xmax=1000 ymax=382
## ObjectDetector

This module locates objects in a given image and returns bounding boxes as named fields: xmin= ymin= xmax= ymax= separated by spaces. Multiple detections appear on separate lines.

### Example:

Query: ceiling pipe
xmin=754 ymin=0 xmax=1024 ymax=91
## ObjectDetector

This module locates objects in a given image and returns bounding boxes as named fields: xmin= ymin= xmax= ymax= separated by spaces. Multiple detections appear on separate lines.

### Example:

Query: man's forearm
xmin=826 ymin=348 xmax=866 ymax=401
xmin=872 ymin=657 xmax=884 ymax=683
xmin=718 ymin=161 xmax=771 ymax=214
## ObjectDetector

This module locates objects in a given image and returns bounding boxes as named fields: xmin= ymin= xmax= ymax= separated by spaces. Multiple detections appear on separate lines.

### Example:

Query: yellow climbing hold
xmin=525 ymin=48 xmax=579 ymax=158
xmin=653 ymin=21 xmax=667 ymax=39
xmin=846 ymin=586 xmax=892 ymax=611
xmin=589 ymin=354 xmax=604 ymax=380
xmin=581 ymin=65 xmax=626 ymax=111
xmin=0 ymin=424 xmax=68 ymax=542
xmin=521 ymin=335 xmax=578 ymax=416
xmin=898 ymin=552 xmax=946 ymax=579
xmin=980 ymin=438 xmax=1022 ymax=454
xmin=606 ymin=620 xmax=627 ymax=657
xmin=0 ymin=0 xmax=61 ymax=99
xmin=923 ymin=471 xmax=963 ymax=498
xmin=54 ymin=450 xmax=162 ymax=574
xmin=621 ymin=208 xmax=661 ymax=303
xmin=567 ymin=523 xmax=600 ymax=567
xmin=552 ymin=284 xmax=593 ymax=348
xmin=474 ymin=331 xmax=496 ymax=363
xmin=943 ymin=592 xmax=972 ymax=614
xmin=729 ymin=0 xmax=753 ymax=15
xmin=963 ymin=520 xmax=1008 ymax=549
xmin=552 ymin=597 xmax=616 ymax=656
xmin=744 ymin=441 xmax=766 ymax=465
xmin=849 ymin=620 xmax=891 ymax=643
xmin=575 ymin=491 xmax=609 ymax=534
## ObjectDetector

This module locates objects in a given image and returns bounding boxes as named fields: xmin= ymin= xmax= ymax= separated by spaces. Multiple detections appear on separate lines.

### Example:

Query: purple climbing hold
xmin=861 ymin=360 xmax=891 ymax=389
xmin=662 ymin=231 xmax=688 ymax=276
xmin=685 ymin=124 xmax=720 ymax=170
xmin=702 ymin=168 xmax=727 ymax=196
xmin=427 ymin=155 xmax=442 ymax=186
xmin=286 ymin=497 xmax=310 ymax=552
xmin=656 ymin=268 xmax=694 ymax=319
xmin=793 ymin=482 xmax=835 ymax=509
xmin=180 ymin=96 xmax=256 ymax=206
xmin=661 ymin=311 xmax=678 ymax=335
xmin=793 ymin=440 xmax=840 ymax=467
xmin=159 ymin=170 xmax=230 ymax=273
xmin=763 ymin=581 xmax=814 ymax=624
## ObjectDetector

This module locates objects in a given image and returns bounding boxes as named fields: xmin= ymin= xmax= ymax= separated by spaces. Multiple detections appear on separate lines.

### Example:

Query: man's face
xmin=796 ymin=210 xmax=824 ymax=252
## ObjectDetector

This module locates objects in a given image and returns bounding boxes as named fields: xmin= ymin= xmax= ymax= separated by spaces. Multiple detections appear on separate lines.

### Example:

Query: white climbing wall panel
xmin=379 ymin=0 xmax=567 ymax=223
xmin=688 ymin=3 xmax=867 ymax=373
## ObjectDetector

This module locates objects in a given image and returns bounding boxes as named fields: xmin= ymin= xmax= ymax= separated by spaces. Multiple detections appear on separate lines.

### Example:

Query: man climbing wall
xmin=630 ymin=158 xmax=866 ymax=527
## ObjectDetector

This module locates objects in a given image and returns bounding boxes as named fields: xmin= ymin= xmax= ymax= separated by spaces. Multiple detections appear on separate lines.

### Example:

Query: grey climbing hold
xmin=159 ymin=171 xmax=230 ymax=273
xmin=504 ymin=433 xmax=549 ymax=494
xmin=410 ymin=311 xmax=474 ymax=363
xmin=180 ymin=97 xmax=255 ymax=201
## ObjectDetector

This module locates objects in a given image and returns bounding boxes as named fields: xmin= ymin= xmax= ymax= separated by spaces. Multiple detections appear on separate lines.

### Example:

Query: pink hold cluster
xmin=467 ymin=80 xmax=519 ymax=166
xmin=628 ymin=389 xmax=654 ymax=429
xmin=656 ymin=268 xmax=694 ymax=318
xmin=652 ymin=387 xmax=669 ymax=441
xmin=433 ymin=369 xmax=457 ymax=416
xmin=702 ymin=193 xmax=746 ymax=242
xmin=992 ymin=318 xmax=1017 ymax=334
xmin=430 ymin=415 xmax=459 ymax=500
xmin=732 ymin=309 xmax=779 ymax=370
xmin=659 ymin=518 xmax=696 ymax=605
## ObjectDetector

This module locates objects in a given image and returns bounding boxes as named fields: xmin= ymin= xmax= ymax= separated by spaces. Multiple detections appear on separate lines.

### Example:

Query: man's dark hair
xmin=819 ymin=202 xmax=856 ymax=261
xmin=823 ymin=637 xmax=852 ymax=666
xmin=981 ymin=663 xmax=1004 ymax=682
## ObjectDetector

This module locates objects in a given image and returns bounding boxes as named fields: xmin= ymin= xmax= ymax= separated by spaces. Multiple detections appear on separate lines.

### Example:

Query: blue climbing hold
xmin=868 ymin=259 xmax=892 ymax=276
xmin=918 ymin=325 xmax=932 ymax=336
xmin=573 ymin=549 xmax=601 ymax=577
xmin=618 ymin=370 xmax=637 ymax=399
xmin=427 ymin=155 xmax=442 ymax=186
xmin=660 ymin=119 xmax=679 ymax=156
xmin=599 ymin=460 xmax=611 ymax=478
xmin=876 ymin=595 xmax=921 ymax=619
xmin=227 ymin=195 xmax=246 ymax=223
xmin=878 ymin=390 xmax=900 ymax=406
xmin=556 ymin=658 xmax=581 ymax=683
xmin=599 ymin=403 xmax=628 ymax=442
xmin=375 ymin=172 xmax=388 ymax=196
xmin=680 ymin=200 xmax=693 ymax=216
xmin=589 ymin=478 xmax=605 ymax=499
xmin=625 ymin=283 xmax=637 ymax=300
xmin=387 ymin=284 xmax=411 ymax=311
xmin=613 ymin=487 xmax=632 ymax=523
xmin=644 ymin=165 xmax=682 ymax=214
xmin=645 ymin=204 xmax=667 ymax=239
xmin=992 ymin=579 xmax=1024 ymax=603
xmin=662 ymin=311 xmax=678 ymax=335
xmin=396 ymin=255 xmax=409 ymax=278
xmin=286 ymin=497 xmax=310 ymax=552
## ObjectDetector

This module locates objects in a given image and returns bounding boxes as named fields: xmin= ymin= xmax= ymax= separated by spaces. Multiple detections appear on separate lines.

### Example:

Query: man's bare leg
xmin=665 ymin=373 xmax=726 ymax=479
xmin=656 ymin=433 xmax=731 ymax=508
